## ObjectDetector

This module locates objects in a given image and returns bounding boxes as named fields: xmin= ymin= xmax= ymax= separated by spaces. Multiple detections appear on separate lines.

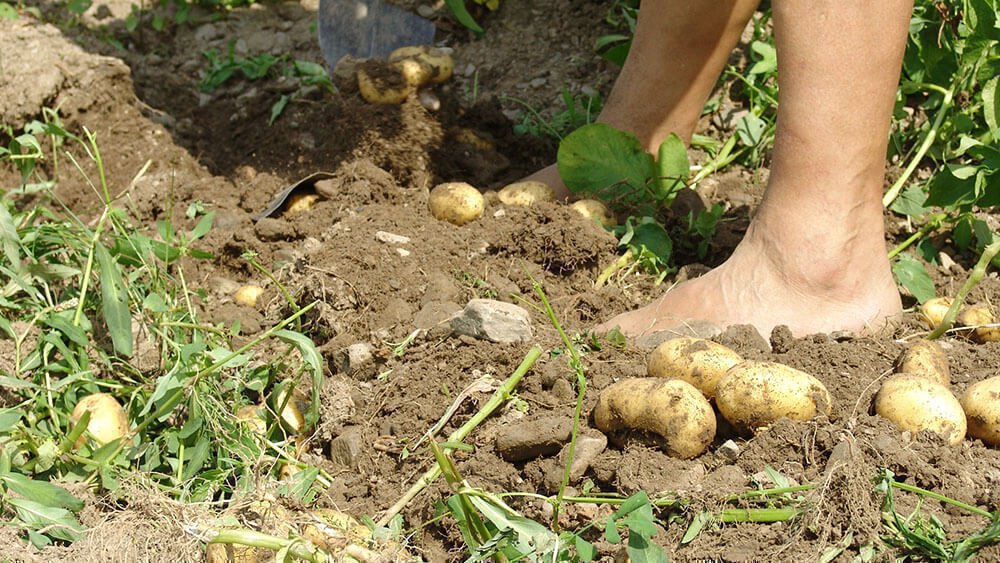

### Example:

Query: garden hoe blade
xmin=318 ymin=0 xmax=435 ymax=66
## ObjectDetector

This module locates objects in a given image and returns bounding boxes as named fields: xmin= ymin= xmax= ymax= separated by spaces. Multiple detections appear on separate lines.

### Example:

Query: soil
xmin=2 ymin=1 xmax=999 ymax=562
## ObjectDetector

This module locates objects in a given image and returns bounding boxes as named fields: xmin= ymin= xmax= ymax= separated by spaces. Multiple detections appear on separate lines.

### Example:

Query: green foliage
xmin=508 ymin=87 xmax=604 ymax=141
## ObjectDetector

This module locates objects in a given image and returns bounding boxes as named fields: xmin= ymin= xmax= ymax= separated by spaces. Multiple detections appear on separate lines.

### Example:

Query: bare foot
xmin=598 ymin=219 xmax=903 ymax=339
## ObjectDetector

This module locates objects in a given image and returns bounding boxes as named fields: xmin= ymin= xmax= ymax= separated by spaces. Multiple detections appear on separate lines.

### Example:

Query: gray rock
xmin=543 ymin=433 xmax=607 ymax=490
xmin=194 ymin=23 xmax=219 ymax=43
xmin=334 ymin=343 xmax=376 ymax=379
xmin=717 ymin=439 xmax=740 ymax=462
xmin=451 ymin=299 xmax=532 ymax=343
xmin=329 ymin=426 xmax=364 ymax=467
xmin=495 ymin=417 xmax=573 ymax=461
xmin=375 ymin=230 xmax=410 ymax=245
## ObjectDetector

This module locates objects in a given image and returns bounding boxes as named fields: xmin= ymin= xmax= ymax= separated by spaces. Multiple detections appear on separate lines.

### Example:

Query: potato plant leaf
xmin=558 ymin=123 xmax=656 ymax=206
xmin=274 ymin=329 xmax=323 ymax=428
xmin=7 ymin=497 xmax=85 ymax=544
xmin=655 ymin=133 xmax=689 ymax=202
xmin=95 ymin=243 xmax=132 ymax=357
xmin=443 ymin=0 xmax=484 ymax=34
xmin=892 ymin=253 xmax=936 ymax=303
xmin=0 ymin=471 xmax=84 ymax=511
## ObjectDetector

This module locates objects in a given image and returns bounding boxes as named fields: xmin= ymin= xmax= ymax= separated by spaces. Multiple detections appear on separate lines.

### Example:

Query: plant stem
xmin=882 ymin=88 xmax=954 ymax=208
xmin=887 ymin=213 xmax=947 ymax=259
xmin=717 ymin=507 xmax=801 ymax=523
xmin=595 ymin=250 xmax=633 ymax=288
xmin=201 ymin=527 xmax=326 ymax=562
xmin=928 ymin=239 xmax=1000 ymax=340
xmin=377 ymin=346 xmax=542 ymax=527
xmin=890 ymin=481 xmax=993 ymax=519
xmin=725 ymin=483 xmax=815 ymax=502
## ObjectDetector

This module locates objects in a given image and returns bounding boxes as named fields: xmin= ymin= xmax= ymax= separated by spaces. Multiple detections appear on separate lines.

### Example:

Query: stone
xmin=375 ymin=230 xmax=410 ymax=245
xmin=333 ymin=343 xmax=376 ymax=379
xmin=451 ymin=299 xmax=532 ymax=343
xmin=495 ymin=417 xmax=573 ymax=461
xmin=329 ymin=426 xmax=364 ymax=467
xmin=717 ymin=439 xmax=740 ymax=462
xmin=543 ymin=433 xmax=607 ymax=490
xmin=193 ymin=23 xmax=219 ymax=43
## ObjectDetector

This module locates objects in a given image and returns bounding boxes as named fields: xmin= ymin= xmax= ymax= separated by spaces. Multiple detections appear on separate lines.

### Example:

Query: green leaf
xmin=892 ymin=253 xmax=936 ymax=304
xmin=889 ymin=184 xmax=930 ymax=217
xmin=66 ymin=0 xmax=91 ymax=14
xmin=748 ymin=40 xmax=777 ymax=75
xmin=575 ymin=534 xmax=597 ymax=562
xmin=925 ymin=164 xmax=979 ymax=209
xmin=95 ymin=243 xmax=132 ymax=357
xmin=983 ymin=76 xmax=999 ymax=135
xmin=269 ymin=95 xmax=289 ymax=126
xmin=619 ymin=217 xmax=672 ymax=268
xmin=655 ymin=133 xmax=689 ymax=201
xmin=0 ymin=472 xmax=84 ymax=511
xmin=0 ymin=407 xmax=23 ymax=428
xmin=680 ymin=509 xmax=710 ymax=545
xmin=7 ymin=497 xmax=85 ymax=543
xmin=558 ymin=123 xmax=656 ymax=205
xmin=274 ymin=330 xmax=323 ymax=428
xmin=626 ymin=530 xmax=669 ymax=563
xmin=735 ymin=113 xmax=767 ymax=147
xmin=443 ymin=0 xmax=484 ymax=34
xmin=190 ymin=211 xmax=214 ymax=240
xmin=0 ymin=3 xmax=18 ymax=20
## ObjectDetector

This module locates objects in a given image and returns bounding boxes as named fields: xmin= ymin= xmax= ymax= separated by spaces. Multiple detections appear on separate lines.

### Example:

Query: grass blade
xmin=95 ymin=243 xmax=132 ymax=357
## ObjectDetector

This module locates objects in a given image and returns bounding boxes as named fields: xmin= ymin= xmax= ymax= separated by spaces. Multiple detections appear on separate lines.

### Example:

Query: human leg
xmin=600 ymin=0 xmax=911 ymax=338
xmin=527 ymin=0 xmax=760 ymax=198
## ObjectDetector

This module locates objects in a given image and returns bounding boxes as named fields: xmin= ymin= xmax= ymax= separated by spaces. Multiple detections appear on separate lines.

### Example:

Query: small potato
xmin=389 ymin=45 xmax=454 ymax=84
xmin=70 ymin=393 xmax=129 ymax=448
xmin=716 ymin=361 xmax=832 ymax=433
xmin=285 ymin=193 xmax=319 ymax=215
xmin=570 ymin=199 xmax=616 ymax=228
xmin=895 ymin=340 xmax=950 ymax=385
xmin=961 ymin=376 xmax=1000 ymax=446
xmin=356 ymin=62 xmax=412 ymax=104
xmin=920 ymin=297 xmax=953 ymax=330
xmin=235 ymin=405 xmax=267 ymax=435
xmin=272 ymin=387 xmax=305 ymax=434
xmin=233 ymin=284 xmax=264 ymax=307
xmin=647 ymin=337 xmax=742 ymax=398
xmin=957 ymin=304 xmax=1000 ymax=343
xmin=875 ymin=374 xmax=965 ymax=445
xmin=449 ymin=127 xmax=495 ymax=151
xmin=428 ymin=182 xmax=485 ymax=226
xmin=497 ymin=181 xmax=556 ymax=207
xmin=593 ymin=378 xmax=716 ymax=459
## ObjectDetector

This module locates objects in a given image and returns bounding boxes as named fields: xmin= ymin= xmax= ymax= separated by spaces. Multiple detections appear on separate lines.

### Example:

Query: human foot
xmin=598 ymin=222 xmax=903 ymax=340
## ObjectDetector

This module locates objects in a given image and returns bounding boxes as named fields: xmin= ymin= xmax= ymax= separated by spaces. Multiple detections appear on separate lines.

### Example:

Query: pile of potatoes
xmin=592 ymin=337 xmax=832 ymax=459
xmin=920 ymin=296 xmax=1000 ymax=343
xmin=876 ymin=338 xmax=1000 ymax=446
xmin=355 ymin=45 xmax=454 ymax=105
xmin=427 ymin=180 xmax=615 ymax=228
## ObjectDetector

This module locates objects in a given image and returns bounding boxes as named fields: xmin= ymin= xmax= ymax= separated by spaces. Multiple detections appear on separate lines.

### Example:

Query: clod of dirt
xmin=770 ymin=324 xmax=796 ymax=353
xmin=494 ymin=416 xmax=573 ymax=462
xmin=713 ymin=324 xmax=771 ymax=356
xmin=329 ymin=426 xmax=365 ymax=468
xmin=412 ymin=301 xmax=461 ymax=334
xmin=451 ymin=299 xmax=532 ymax=343
xmin=543 ymin=432 xmax=608 ymax=490
xmin=332 ymin=343 xmax=378 ymax=379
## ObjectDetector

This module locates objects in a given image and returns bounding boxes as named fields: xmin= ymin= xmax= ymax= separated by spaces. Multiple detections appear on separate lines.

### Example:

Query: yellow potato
xmin=497 ymin=181 xmax=556 ymax=207
xmin=233 ymin=285 xmax=264 ymax=307
xmin=70 ymin=393 xmax=129 ymax=448
xmin=895 ymin=340 xmax=950 ymax=385
xmin=593 ymin=378 xmax=716 ymax=459
xmin=285 ymin=193 xmax=319 ymax=215
xmin=646 ymin=337 xmax=742 ymax=398
xmin=389 ymin=45 xmax=454 ymax=84
xmin=356 ymin=62 xmax=412 ymax=104
xmin=919 ymin=297 xmax=953 ymax=330
xmin=875 ymin=374 xmax=965 ymax=445
xmin=961 ymin=376 xmax=1000 ymax=446
xmin=272 ymin=387 xmax=305 ymax=434
xmin=570 ymin=199 xmax=616 ymax=228
xmin=715 ymin=361 xmax=832 ymax=433
xmin=450 ymin=127 xmax=495 ymax=151
xmin=957 ymin=304 xmax=1000 ymax=343
xmin=235 ymin=405 xmax=267 ymax=435
xmin=428 ymin=182 xmax=485 ymax=226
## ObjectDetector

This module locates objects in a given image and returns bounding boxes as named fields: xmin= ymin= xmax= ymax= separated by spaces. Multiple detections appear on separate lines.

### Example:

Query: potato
xmin=715 ymin=361 xmax=832 ymax=433
xmin=497 ymin=181 xmax=556 ymax=207
xmin=389 ymin=45 xmax=453 ymax=84
xmin=919 ymin=297 xmax=953 ymax=330
xmin=570 ymin=199 xmax=616 ymax=228
xmin=646 ymin=337 xmax=742 ymax=398
xmin=450 ymin=127 xmax=495 ymax=151
xmin=235 ymin=405 xmax=267 ymax=435
xmin=957 ymin=304 xmax=1000 ymax=343
xmin=428 ymin=182 xmax=485 ymax=226
xmin=272 ymin=387 xmax=305 ymax=434
xmin=895 ymin=340 xmax=950 ymax=385
xmin=284 ymin=193 xmax=319 ymax=215
xmin=356 ymin=62 xmax=412 ymax=104
xmin=593 ymin=378 xmax=716 ymax=459
xmin=233 ymin=284 xmax=264 ymax=307
xmin=70 ymin=393 xmax=129 ymax=448
xmin=961 ymin=376 xmax=1000 ymax=446
xmin=875 ymin=374 xmax=965 ymax=445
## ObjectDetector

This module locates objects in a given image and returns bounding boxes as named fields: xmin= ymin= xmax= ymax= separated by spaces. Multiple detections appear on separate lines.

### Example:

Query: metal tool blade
xmin=318 ymin=0 xmax=436 ymax=66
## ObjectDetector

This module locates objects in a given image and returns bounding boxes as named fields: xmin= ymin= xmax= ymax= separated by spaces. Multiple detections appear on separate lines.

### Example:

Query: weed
xmin=505 ymin=86 xmax=604 ymax=141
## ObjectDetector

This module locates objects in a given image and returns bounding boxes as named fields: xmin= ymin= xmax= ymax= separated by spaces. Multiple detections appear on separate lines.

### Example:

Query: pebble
xmin=194 ymin=23 xmax=219 ymax=42
xmin=717 ymin=439 xmax=740 ymax=462
xmin=396 ymin=248 xmax=411 ymax=257
xmin=495 ymin=417 xmax=573 ymax=461
xmin=329 ymin=426 xmax=364 ymax=467
xmin=416 ymin=4 xmax=436 ymax=17
xmin=333 ymin=343 xmax=376 ymax=379
xmin=451 ymin=299 xmax=532 ymax=343
xmin=529 ymin=77 xmax=547 ymax=88
xmin=375 ymin=231 xmax=411 ymax=245
xmin=543 ymin=433 xmax=607 ymax=489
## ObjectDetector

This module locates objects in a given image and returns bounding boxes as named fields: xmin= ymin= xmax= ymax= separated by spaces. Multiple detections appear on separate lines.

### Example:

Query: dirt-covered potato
xmin=960 ymin=376 xmax=1000 ymax=446
xmin=875 ymin=375 xmax=966 ymax=445
xmin=920 ymin=297 xmax=953 ymax=330
xmin=285 ymin=193 xmax=319 ymax=215
xmin=593 ymin=378 xmax=716 ymax=459
xmin=715 ymin=361 xmax=832 ymax=433
xmin=235 ymin=405 xmax=267 ymax=435
xmin=957 ymin=304 xmax=1000 ymax=343
xmin=646 ymin=337 xmax=742 ymax=398
xmin=428 ymin=182 xmax=485 ymax=225
xmin=570 ymin=199 xmax=616 ymax=228
xmin=497 ymin=181 xmax=556 ymax=207
xmin=389 ymin=45 xmax=454 ymax=84
xmin=356 ymin=61 xmax=412 ymax=104
xmin=70 ymin=393 xmax=129 ymax=447
xmin=233 ymin=284 xmax=264 ymax=307
xmin=896 ymin=340 xmax=950 ymax=385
